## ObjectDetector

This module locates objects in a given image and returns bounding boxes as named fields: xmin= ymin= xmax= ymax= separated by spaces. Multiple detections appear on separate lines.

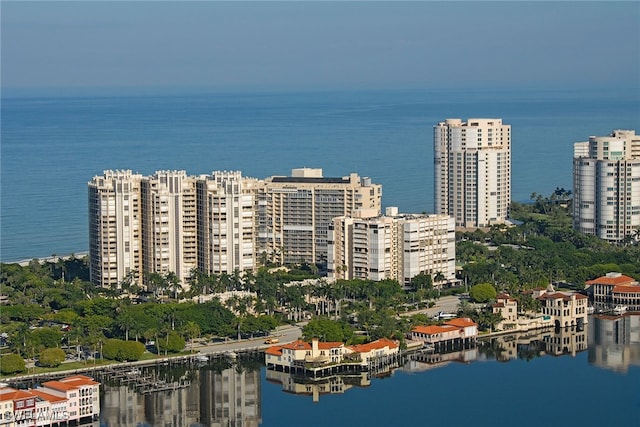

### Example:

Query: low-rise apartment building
xmin=0 ymin=375 xmax=100 ymax=427
xmin=328 ymin=208 xmax=456 ymax=287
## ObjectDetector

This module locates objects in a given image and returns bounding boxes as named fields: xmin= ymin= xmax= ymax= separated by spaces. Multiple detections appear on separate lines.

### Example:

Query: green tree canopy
xmin=102 ymin=339 xmax=145 ymax=361
xmin=0 ymin=353 xmax=26 ymax=374
xmin=469 ymin=283 xmax=497 ymax=303
xmin=157 ymin=331 xmax=185 ymax=354
xmin=38 ymin=348 xmax=66 ymax=367
xmin=302 ymin=318 xmax=348 ymax=342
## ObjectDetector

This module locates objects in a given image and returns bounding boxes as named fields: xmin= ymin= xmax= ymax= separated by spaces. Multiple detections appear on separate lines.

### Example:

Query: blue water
xmin=261 ymin=353 xmax=639 ymax=427
xmin=1 ymin=87 xmax=639 ymax=261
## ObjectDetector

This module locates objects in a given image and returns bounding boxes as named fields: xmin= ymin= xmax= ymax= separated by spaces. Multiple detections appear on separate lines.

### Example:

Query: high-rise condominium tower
xmin=140 ymin=171 xmax=197 ymax=285
xmin=89 ymin=168 xmax=380 ymax=288
xmin=573 ymin=130 xmax=640 ymax=243
xmin=327 ymin=207 xmax=456 ymax=287
xmin=196 ymin=171 xmax=261 ymax=275
xmin=434 ymin=118 xmax=511 ymax=228
xmin=88 ymin=170 xmax=142 ymax=288
xmin=260 ymin=168 xmax=382 ymax=265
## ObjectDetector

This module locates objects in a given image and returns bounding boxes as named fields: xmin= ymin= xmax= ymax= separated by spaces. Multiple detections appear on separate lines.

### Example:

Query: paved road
xmin=400 ymin=295 xmax=463 ymax=319
xmin=189 ymin=323 xmax=303 ymax=355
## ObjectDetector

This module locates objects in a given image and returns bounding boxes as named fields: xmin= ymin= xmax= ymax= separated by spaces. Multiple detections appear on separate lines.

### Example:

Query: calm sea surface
xmin=1 ymin=87 xmax=639 ymax=261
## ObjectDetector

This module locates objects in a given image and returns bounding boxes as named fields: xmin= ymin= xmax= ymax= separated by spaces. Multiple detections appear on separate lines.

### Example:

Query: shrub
xmin=0 ymin=353 xmax=26 ymax=374
xmin=103 ymin=339 xmax=145 ymax=361
xmin=38 ymin=348 xmax=66 ymax=367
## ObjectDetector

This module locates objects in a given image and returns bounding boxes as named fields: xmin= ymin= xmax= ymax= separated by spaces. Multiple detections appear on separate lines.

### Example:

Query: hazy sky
xmin=2 ymin=1 xmax=639 ymax=93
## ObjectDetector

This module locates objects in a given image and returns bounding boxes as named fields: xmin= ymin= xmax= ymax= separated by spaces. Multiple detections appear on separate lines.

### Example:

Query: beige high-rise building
xmin=573 ymin=130 xmax=640 ymax=243
xmin=196 ymin=171 xmax=261 ymax=275
xmin=260 ymin=168 xmax=382 ymax=265
xmin=88 ymin=170 xmax=142 ymax=288
xmin=327 ymin=207 xmax=456 ymax=287
xmin=140 ymin=171 xmax=197 ymax=286
xmin=434 ymin=118 xmax=511 ymax=228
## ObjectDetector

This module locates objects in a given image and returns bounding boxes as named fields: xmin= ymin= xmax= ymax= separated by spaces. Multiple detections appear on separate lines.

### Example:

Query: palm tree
xmin=184 ymin=321 xmax=201 ymax=352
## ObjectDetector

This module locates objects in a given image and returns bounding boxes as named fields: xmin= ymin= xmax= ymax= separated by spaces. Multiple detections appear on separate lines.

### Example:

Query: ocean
xmin=1 ymin=87 xmax=639 ymax=262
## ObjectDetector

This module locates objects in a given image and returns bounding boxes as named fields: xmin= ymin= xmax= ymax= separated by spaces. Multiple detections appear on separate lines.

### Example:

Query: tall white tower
xmin=196 ymin=171 xmax=261 ymax=275
xmin=88 ymin=170 xmax=142 ymax=288
xmin=573 ymin=130 xmax=640 ymax=243
xmin=434 ymin=118 xmax=511 ymax=228
xmin=140 ymin=170 xmax=197 ymax=286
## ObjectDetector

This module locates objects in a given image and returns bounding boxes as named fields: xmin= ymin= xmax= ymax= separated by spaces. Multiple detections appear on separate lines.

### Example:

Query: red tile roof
xmin=493 ymin=303 xmax=505 ymax=308
xmin=445 ymin=318 xmax=478 ymax=328
xmin=585 ymin=275 xmax=635 ymax=286
xmin=265 ymin=345 xmax=284 ymax=356
xmin=41 ymin=381 xmax=77 ymax=392
xmin=0 ymin=388 xmax=34 ymax=401
xmin=279 ymin=340 xmax=344 ymax=351
xmin=60 ymin=375 xmax=99 ymax=387
xmin=348 ymin=338 xmax=398 ymax=353
xmin=412 ymin=325 xmax=459 ymax=335
xmin=29 ymin=389 xmax=67 ymax=403
xmin=613 ymin=285 xmax=640 ymax=294
xmin=538 ymin=292 xmax=586 ymax=301
xmin=496 ymin=293 xmax=516 ymax=301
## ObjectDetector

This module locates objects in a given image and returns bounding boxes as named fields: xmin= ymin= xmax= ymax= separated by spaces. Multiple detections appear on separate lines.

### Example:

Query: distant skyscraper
xmin=573 ymin=130 xmax=640 ymax=243
xmin=434 ymin=118 xmax=511 ymax=228
xmin=327 ymin=207 xmax=456 ymax=287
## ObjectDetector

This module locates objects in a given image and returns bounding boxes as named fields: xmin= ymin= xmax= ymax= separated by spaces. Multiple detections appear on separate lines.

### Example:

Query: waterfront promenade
xmin=2 ymin=324 xmax=303 ymax=384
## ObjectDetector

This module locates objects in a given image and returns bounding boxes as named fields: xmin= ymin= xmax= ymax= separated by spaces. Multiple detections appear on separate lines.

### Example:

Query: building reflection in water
xmin=401 ymin=325 xmax=589 ymax=372
xmin=588 ymin=313 xmax=640 ymax=373
xmin=101 ymin=358 xmax=261 ymax=427
xmin=266 ymin=370 xmax=373 ymax=403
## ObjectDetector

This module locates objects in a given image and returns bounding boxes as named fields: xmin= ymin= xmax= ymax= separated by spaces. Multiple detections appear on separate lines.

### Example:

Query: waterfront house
xmin=347 ymin=338 xmax=399 ymax=366
xmin=410 ymin=318 xmax=478 ymax=351
xmin=611 ymin=285 xmax=640 ymax=312
xmin=492 ymin=293 xmax=518 ymax=330
xmin=584 ymin=272 xmax=639 ymax=310
xmin=265 ymin=339 xmax=347 ymax=373
xmin=537 ymin=288 xmax=589 ymax=329
xmin=265 ymin=337 xmax=400 ymax=376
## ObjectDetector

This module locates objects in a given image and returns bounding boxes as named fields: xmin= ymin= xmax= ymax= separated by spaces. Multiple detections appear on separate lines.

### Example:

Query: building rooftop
xmin=412 ymin=325 xmax=460 ymax=335
xmin=586 ymin=274 xmax=636 ymax=286
xmin=0 ymin=387 xmax=33 ymax=401
xmin=445 ymin=318 xmax=478 ymax=328
xmin=613 ymin=285 xmax=640 ymax=294
xmin=348 ymin=338 xmax=398 ymax=353
xmin=270 ymin=177 xmax=351 ymax=184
